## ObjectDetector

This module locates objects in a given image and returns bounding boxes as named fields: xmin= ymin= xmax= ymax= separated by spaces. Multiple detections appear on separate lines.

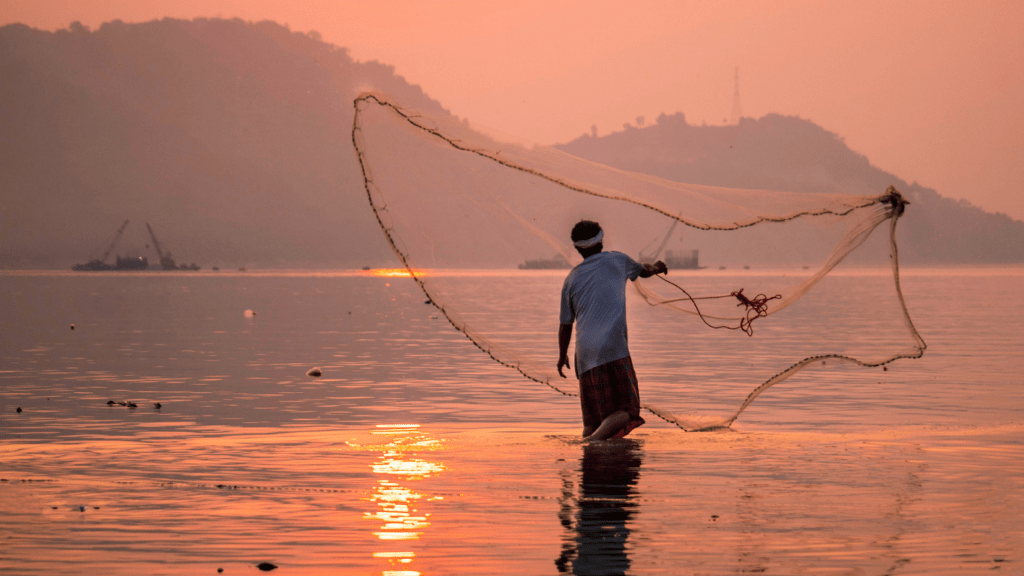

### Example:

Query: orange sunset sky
xmin=4 ymin=0 xmax=1023 ymax=220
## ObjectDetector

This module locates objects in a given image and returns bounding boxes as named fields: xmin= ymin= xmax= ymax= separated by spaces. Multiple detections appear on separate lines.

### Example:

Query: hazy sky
xmin=5 ymin=0 xmax=1023 ymax=220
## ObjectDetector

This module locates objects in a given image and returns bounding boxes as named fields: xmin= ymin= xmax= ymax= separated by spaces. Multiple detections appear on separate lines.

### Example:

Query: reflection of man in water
xmin=556 ymin=440 xmax=643 ymax=575
xmin=558 ymin=220 xmax=667 ymax=440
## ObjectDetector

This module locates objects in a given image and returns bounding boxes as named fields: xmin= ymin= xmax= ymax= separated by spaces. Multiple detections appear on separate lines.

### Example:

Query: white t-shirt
xmin=559 ymin=251 xmax=644 ymax=375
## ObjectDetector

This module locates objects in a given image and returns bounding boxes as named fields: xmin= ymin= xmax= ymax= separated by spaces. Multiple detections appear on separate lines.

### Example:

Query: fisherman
xmin=557 ymin=220 xmax=667 ymax=440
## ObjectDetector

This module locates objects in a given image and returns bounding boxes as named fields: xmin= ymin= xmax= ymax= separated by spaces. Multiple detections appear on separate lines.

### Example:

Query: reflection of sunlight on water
xmin=358 ymin=424 xmax=447 ymax=576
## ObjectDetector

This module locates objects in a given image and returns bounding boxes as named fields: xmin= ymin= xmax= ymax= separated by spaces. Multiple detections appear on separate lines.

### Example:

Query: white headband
xmin=573 ymin=229 xmax=603 ymax=248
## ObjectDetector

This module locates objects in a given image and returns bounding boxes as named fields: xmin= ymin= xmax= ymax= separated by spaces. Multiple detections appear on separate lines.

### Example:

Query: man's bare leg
xmin=585 ymin=410 xmax=630 ymax=441
xmin=581 ymin=425 xmax=595 ymax=438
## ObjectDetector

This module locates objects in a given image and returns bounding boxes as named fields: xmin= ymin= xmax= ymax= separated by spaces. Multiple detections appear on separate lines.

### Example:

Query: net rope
xmin=351 ymin=92 xmax=927 ymax=431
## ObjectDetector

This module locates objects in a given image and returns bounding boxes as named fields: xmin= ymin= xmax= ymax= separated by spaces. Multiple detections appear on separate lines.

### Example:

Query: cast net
xmin=351 ymin=92 xmax=926 ymax=431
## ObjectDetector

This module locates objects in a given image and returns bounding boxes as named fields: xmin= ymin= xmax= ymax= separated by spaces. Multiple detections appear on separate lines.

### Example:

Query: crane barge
xmin=72 ymin=221 xmax=200 ymax=271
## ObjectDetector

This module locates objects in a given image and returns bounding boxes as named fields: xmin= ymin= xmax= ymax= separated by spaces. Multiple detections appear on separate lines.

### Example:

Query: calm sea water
xmin=1 ymin=268 xmax=1021 ymax=575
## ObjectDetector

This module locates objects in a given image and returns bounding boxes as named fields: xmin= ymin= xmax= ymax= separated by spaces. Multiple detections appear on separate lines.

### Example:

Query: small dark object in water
xmin=218 ymin=569 xmax=223 ymax=573
xmin=127 ymin=402 xmax=137 ymax=408
xmin=306 ymin=367 xmax=322 ymax=378
xmin=883 ymin=366 xmax=888 ymax=371
xmin=117 ymin=401 xmax=127 ymax=406
xmin=16 ymin=407 xmax=21 ymax=413
xmin=256 ymin=562 xmax=278 ymax=571
xmin=711 ymin=514 xmax=719 ymax=521
xmin=424 ymin=299 xmax=432 ymax=305
xmin=107 ymin=400 xmax=117 ymax=406
xmin=153 ymin=402 xmax=162 ymax=409
xmin=70 ymin=324 xmax=75 ymax=330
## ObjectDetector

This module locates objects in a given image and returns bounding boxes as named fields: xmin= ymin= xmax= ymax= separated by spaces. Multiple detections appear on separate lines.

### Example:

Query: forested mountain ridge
xmin=1 ymin=18 xmax=1020 ymax=268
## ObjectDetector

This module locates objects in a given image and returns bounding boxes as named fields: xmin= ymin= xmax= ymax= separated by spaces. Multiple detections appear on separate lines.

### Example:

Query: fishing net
xmin=351 ymin=92 xmax=926 ymax=431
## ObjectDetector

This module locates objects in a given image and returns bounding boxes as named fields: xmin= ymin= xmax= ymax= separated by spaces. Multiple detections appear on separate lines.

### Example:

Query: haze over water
xmin=0 ymin=267 xmax=1021 ymax=574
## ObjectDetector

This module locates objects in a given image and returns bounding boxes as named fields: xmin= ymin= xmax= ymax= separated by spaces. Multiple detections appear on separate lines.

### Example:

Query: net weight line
xmin=653 ymin=275 xmax=781 ymax=337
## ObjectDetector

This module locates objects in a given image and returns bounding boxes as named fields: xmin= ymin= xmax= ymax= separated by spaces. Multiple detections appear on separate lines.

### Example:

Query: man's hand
xmin=557 ymin=323 xmax=573 ymax=378
xmin=639 ymin=260 xmax=668 ymax=278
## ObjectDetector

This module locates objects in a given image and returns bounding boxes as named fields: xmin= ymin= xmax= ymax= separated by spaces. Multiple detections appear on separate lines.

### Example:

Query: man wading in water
xmin=557 ymin=220 xmax=668 ymax=440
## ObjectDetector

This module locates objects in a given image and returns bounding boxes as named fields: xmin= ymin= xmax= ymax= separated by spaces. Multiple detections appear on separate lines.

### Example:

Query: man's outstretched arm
xmin=638 ymin=260 xmax=668 ymax=278
xmin=557 ymin=323 xmax=573 ymax=378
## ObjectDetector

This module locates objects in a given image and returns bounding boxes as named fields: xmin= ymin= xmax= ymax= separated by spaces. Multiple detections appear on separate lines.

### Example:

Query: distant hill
xmin=1 ymin=18 xmax=1020 ymax=268
xmin=557 ymin=113 xmax=1024 ymax=264
xmin=0 ymin=17 xmax=438 ymax=268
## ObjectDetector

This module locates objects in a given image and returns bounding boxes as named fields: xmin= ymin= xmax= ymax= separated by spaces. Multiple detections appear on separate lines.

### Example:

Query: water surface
xmin=1 ymin=268 xmax=1021 ymax=574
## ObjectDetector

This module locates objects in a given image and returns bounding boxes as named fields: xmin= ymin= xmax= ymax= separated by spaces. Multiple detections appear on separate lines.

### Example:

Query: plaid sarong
xmin=578 ymin=356 xmax=645 ymax=438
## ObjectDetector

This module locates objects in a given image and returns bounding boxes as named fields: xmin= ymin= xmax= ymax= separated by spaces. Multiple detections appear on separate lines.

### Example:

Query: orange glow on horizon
xmin=365 ymin=268 xmax=419 ymax=278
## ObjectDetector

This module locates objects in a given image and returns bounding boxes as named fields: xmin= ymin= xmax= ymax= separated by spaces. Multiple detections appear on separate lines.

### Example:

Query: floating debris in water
xmin=244 ymin=309 xmax=257 ymax=318
xmin=70 ymin=324 xmax=75 ymax=330
xmin=106 ymin=400 xmax=116 ymax=406
xmin=127 ymin=402 xmax=137 ymax=408
xmin=153 ymin=402 xmax=162 ymax=409
xmin=256 ymin=562 xmax=278 ymax=571
xmin=306 ymin=367 xmax=322 ymax=378
xmin=218 ymin=569 xmax=223 ymax=574
xmin=16 ymin=407 xmax=22 ymax=413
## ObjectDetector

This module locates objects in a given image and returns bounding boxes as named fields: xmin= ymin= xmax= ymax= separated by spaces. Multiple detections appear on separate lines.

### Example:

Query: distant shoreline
xmin=3 ymin=264 xmax=1023 ymax=278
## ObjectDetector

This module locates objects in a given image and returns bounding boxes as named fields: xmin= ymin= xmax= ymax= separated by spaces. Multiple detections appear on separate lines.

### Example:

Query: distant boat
xmin=660 ymin=249 xmax=703 ymax=270
xmin=639 ymin=218 xmax=704 ymax=270
xmin=73 ymin=220 xmax=201 ymax=271
xmin=518 ymin=255 xmax=571 ymax=270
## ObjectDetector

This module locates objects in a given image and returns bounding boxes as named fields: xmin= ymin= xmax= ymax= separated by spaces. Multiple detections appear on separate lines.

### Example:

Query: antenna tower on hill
xmin=730 ymin=67 xmax=742 ymax=124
